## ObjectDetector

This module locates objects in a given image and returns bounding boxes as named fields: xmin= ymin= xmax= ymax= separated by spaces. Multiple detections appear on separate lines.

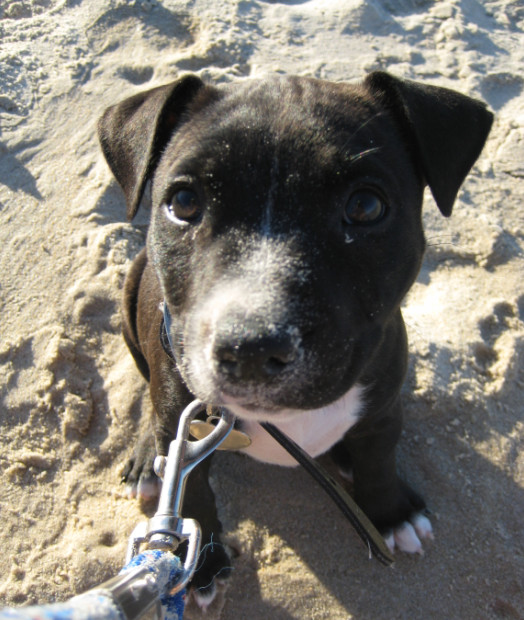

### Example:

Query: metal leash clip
xmin=126 ymin=400 xmax=235 ymax=594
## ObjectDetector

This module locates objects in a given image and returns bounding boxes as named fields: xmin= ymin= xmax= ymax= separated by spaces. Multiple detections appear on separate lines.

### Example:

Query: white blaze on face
xmin=183 ymin=235 xmax=309 ymax=402
xmin=261 ymin=156 xmax=280 ymax=235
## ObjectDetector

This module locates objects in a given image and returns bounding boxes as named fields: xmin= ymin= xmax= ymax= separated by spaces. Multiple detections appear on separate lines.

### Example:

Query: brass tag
xmin=189 ymin=416 xmax=251 ymax=450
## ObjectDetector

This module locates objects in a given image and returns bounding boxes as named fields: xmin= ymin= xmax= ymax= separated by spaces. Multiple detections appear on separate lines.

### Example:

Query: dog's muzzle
xmin=212 ymin=312 xmax=299 ymax=384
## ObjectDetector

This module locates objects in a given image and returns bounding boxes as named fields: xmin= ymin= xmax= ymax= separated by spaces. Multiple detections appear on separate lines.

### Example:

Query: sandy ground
xmin=0 ymin=0 xmax=523 ymax=618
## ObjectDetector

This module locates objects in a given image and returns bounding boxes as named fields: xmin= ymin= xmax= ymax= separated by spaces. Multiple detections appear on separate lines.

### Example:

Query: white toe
xmin=125 ymin=482 xmax=137 ymax=499
xmin=136 ymin=475 xmax=161 ymax=501
xmin=411 ymin=513 xmax=434 ymax=541
xmin=393 ymin=521 xmax=424 ymax=554
xmin=193 ymin=585 xmax=217 ymax=611
xmin=384 ymin=532 xmax=395 ymax=554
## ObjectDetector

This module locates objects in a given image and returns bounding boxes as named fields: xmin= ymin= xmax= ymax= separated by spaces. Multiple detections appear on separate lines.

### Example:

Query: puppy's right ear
xmin=98 ymin=75 xmax=205 ymax=220
xmin=364 ymin=72 xmax=493 ymax=217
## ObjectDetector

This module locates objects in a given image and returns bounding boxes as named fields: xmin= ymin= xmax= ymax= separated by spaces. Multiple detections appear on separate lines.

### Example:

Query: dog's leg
xmin=336 ymin=399 xmax=433 ymax=554
xmin=149 ymin=365 xmax=233 ymax=608
xmin=181 ymin=459 xmax=233 ymax=610
xmin=148 ymin=408 xmax=232 ymax=610
xmin=123 ymin=391 xmax=232 ymax=608
xmin=121 ymin=432 xmax=161 ymax=501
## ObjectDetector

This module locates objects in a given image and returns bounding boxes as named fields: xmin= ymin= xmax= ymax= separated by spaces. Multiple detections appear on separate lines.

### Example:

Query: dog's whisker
xmin=349 ymin=146 xmax=382 ymax=164
xmin=342 ymin=111 xmax=386 ymax=154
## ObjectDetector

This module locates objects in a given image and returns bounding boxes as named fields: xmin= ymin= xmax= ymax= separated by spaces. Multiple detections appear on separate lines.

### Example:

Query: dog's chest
xmin=238 ymin=385 xmax=364 ymax=466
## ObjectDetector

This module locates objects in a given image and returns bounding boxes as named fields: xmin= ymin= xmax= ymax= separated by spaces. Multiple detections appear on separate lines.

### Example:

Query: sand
xmin=0 ymin=0 xmax=523 ymax=618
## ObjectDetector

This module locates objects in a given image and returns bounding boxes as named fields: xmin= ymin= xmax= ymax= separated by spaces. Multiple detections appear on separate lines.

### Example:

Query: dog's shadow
xmin=211 ymin=387 xmax=523 ymax=619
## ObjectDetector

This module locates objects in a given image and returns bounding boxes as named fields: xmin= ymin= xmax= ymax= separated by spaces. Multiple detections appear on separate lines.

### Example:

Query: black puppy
xmin=98 ymin=72 xmax=492 ymax=608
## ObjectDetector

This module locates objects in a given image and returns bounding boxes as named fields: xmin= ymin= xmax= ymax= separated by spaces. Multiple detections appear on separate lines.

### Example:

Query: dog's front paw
xmin=383 ymin=512 xmax=434 ymax=555
xmin=121 ymin=433 xmax=161 ymax=502
xmin=184 ymin=540 xmax=232 ymax=618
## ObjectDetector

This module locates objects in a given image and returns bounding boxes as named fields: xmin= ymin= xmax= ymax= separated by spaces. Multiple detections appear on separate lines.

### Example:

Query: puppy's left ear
xmin=364 ymin=72 xmax=493 ymax=216
xmin=98 ymin=75 xmax=207 ymax=220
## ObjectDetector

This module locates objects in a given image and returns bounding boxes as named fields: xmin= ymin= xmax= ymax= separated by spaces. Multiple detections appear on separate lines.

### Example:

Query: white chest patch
xmin=238 ymin=384 xmax=365 ymax=466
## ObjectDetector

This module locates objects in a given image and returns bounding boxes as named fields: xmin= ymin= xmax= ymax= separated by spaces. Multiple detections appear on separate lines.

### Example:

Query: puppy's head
xmin=99 ymin=73 xmax=492 ymax=419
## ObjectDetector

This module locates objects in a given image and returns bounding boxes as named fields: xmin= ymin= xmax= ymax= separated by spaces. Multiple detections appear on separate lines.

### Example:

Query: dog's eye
xmin=344 ymin=190 xmax=386 ymax=225
xmin=166 ymin=189 xmax=201 ymax=223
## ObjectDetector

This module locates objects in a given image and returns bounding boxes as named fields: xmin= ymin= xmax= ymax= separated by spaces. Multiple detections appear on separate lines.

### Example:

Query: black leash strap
xmin=161 ymin=305 xmax=394 ymax=566
xmin=260 ymin=422 xmax=394 ymax=566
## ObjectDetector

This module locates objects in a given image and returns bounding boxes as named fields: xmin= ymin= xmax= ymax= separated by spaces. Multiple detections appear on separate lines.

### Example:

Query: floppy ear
xmin=364 ymin=71 xmax=493 ymax=216
xmin=98 ymin=74 xmax=206 ymax=220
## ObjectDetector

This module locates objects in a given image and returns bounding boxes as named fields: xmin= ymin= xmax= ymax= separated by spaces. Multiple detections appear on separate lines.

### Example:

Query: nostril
xmin=216 ymin=348 xmax=241 ymax=378
xmin=264 ymin=355 xmax=291 ymax=376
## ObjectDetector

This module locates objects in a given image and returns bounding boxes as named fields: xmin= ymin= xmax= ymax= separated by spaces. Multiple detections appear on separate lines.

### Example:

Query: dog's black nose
xmin=213 ymin=321 xmax=297 ymax=382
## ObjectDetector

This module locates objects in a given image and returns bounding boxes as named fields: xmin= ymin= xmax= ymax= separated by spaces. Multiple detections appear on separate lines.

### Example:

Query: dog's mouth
xmin=180 ymin=323 xmax=358 ymax=422
xmin=218 ymin=392 xmax=313 ymax=423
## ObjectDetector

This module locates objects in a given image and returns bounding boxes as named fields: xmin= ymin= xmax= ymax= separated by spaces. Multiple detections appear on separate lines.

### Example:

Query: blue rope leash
xmin=0 ymin=550 xmax=186 ymax=620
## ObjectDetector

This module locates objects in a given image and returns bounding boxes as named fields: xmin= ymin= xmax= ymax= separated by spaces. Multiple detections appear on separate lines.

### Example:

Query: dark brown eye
xmin=344 ymin=190 xmax=386 ymax=225
xmin=166 ymin=189 xmax=201 ymax=223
